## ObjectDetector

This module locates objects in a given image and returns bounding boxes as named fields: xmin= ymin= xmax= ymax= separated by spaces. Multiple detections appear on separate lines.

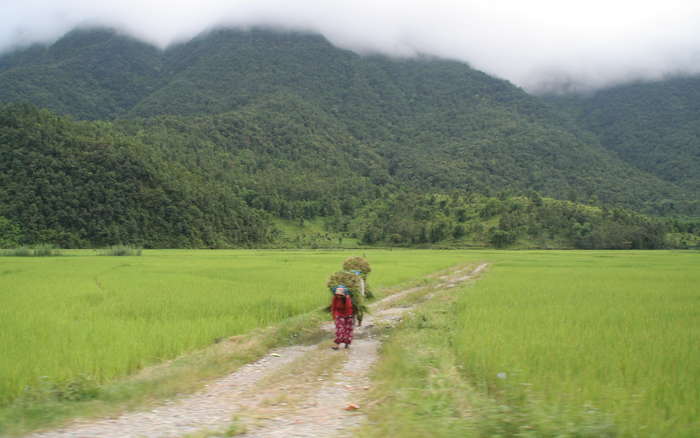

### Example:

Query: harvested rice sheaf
xmin=342 ymin=257 xmax=371 ymax=278
xmin=327 ymin=271 xmax=361 ymax=295
xmin=341 ymin=257 xmax=374 ymax=299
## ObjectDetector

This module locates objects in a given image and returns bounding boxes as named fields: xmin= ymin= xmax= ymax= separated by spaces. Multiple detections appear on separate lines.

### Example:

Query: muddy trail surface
xmin=29 ymin=263 xmax=488 ymax=438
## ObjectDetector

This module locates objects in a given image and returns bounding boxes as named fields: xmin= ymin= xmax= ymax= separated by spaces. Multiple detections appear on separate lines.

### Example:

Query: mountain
xmin=0 ymin=29 xmax=164 ymax=120
xmin=0 ymin=104 xmax=272 ymax=248
xmin=546 ymin=77 xmax=700 ymax=204
xmin=0 ymin=27 xmax=698 ymax=248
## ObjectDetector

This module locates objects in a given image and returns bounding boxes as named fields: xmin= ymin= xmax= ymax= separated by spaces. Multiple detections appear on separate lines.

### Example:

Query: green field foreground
xmin=0 ymin=249 xmax=470 ymax=409
xmin=361 ymin=250 xmax=699 ymax=437
xmin=1 ymin=250 xmax=698 ymax=436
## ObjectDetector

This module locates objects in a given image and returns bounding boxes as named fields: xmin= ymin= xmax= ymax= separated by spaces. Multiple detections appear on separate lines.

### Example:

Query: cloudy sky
xmin=2 ymin=0 xmax=700 ymax=92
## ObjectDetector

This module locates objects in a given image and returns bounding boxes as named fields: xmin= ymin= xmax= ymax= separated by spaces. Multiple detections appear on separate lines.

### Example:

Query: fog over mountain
xmin=2 ymin=0 xmax=700 ymax=92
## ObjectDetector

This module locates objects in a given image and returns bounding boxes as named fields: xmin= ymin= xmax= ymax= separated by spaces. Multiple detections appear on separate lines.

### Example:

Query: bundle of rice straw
xmin=342 ymin=256 xmax=371 ymax=278
xmin=342 ymin=256 xmax=373 ymax=298
xmin=326 ymin=271 xmax=361 ymax=294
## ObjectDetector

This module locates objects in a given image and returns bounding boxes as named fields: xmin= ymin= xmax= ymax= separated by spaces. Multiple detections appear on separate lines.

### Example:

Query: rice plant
xmin=450 ymin=251 xmax=700 ymax=437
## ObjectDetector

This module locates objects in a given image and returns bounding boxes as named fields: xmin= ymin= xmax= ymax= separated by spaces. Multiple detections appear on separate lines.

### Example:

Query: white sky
xmin=2 ymin=0 xmax=700 ymax=92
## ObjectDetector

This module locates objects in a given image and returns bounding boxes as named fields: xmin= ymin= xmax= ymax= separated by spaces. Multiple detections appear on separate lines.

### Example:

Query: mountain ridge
xmin=545 ymin=77 xmax=700 ymax=196
xmin=0 ymin=27 xmax=698 ymax=248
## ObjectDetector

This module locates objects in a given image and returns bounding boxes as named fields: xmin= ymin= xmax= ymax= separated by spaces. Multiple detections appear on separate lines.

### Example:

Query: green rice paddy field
xmin=451 ymin=251 xmax=699 ymax=437
xmin=1 ymin=249 xmax=698 ymax=436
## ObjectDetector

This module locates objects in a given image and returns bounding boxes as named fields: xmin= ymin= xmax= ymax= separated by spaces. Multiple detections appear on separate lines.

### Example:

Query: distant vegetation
xmin=97 ymin=245 xmax=142 ymax=256
xmin=0 ymin=244 xmax=61 ymax=257
xmin=0 ymin=28 xmax=699 ymax=249
xmin=349 ymin=192 xmax=696 ymax=249
xmin=1 ymin=104 xmax=698 ymax=249
xmin=0 ymin=104 xmax=272 ymax=248
xmin=548 ymin=76 xmax=700 ymax=195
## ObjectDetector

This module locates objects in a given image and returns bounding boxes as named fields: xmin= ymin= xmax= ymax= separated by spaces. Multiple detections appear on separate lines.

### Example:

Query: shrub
xmin=98 ymin=245 xmax=142 ymax=256
xmin=32 ymin=244 xmax=61 ymax=257
xmin=489 ymin=229 xmax=517 ymax=248
xmin=0 ymin=247 xmax=31 ymax=257
xmin=0 ymin=245 xmax=61 ymax=257
xmin=0 ymin=216 xmax=22 ymax=248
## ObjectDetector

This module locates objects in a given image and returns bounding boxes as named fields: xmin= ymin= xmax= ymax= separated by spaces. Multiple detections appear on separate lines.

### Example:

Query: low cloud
xmin=2 ymin=0 xmax=700 ymax=92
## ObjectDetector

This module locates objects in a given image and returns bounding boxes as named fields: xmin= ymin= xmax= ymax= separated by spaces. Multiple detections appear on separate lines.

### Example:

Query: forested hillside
xmin=547 ymin=77 xmax=700 ymax=204
xmin=0 ymin=27 xmax=698 ymax=248
xmin=1 ymin=104 xmax=697 ymax=249
xmin=0 ymin=105 xmax=272 ymax=247
xmin=0 ymin=29 xmax=164 ymax=120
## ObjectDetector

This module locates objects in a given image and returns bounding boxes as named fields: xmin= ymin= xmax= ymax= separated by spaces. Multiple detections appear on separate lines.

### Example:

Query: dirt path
xmin=28 ymin=263 xmax=488 ymax=438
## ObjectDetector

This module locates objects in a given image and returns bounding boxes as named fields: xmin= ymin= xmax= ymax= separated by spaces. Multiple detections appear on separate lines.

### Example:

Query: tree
xmin=489 ymin=228 xmax=517 ymax=248
xmin=0 ymin=216 xmax=22 ymax=247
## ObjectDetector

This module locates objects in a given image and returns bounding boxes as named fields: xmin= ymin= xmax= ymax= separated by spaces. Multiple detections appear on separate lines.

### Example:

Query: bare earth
xmin=28 ymin=263 xmax=488 ymax=438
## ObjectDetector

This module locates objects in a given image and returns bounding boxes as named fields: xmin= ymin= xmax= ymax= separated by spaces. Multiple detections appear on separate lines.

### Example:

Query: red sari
xmin=331 ymin=295 xmax=354 ymax=345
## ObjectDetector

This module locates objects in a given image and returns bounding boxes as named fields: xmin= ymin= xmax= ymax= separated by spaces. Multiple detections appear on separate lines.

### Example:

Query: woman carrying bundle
xmin=330 ymin=285 xmax=354 ymax=350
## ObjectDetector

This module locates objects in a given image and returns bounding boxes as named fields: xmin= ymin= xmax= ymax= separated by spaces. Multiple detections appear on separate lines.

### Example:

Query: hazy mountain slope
xmin=0 ymin=27 xmax=697 ymax=216
xmin=547 ymin=77 xmax=700 ymax=195
xmin=129 ymin=29 xmax=694 ymax=212
xmin=0 ymin=29 xmax=164 ymax=119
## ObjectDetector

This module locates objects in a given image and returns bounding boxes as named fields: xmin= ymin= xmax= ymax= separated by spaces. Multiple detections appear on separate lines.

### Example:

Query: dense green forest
xmin=546 ymin=77 xmax=700 ymax=195
xmin=1 ymin=104 xmax=697 ymax=249
xmin=0 ymin=105 xmax=272 ymax=248
xmin=0 ymin=28 xmax=698 ymax=249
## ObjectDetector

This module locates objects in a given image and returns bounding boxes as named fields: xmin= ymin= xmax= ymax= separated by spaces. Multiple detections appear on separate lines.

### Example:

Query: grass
xmin=0 ymin=244 xmax=62 ymax=257
xmin=0 ymin=249 xmax=472 ymax=434
xmin=359 ymin=295 xmax=495 ymax=438
xmin=0 ymin=306 xmax=328 ymax=436
xmin=452 ymin=251 xmax=700 ymax=437
xmin=180 ymin=416 xmax=247 ymax=437
xmin=359 ymin=250 xmax=700 ymax=437
xmin=2 ymin=249 xmax=698 ymax=436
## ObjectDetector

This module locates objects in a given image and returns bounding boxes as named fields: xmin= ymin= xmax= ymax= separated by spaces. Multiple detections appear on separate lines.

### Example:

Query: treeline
xmin=1 ymin=104 xmax=698 ymax=250
xmin=347 ymin=192 xmax=699 ymax=249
